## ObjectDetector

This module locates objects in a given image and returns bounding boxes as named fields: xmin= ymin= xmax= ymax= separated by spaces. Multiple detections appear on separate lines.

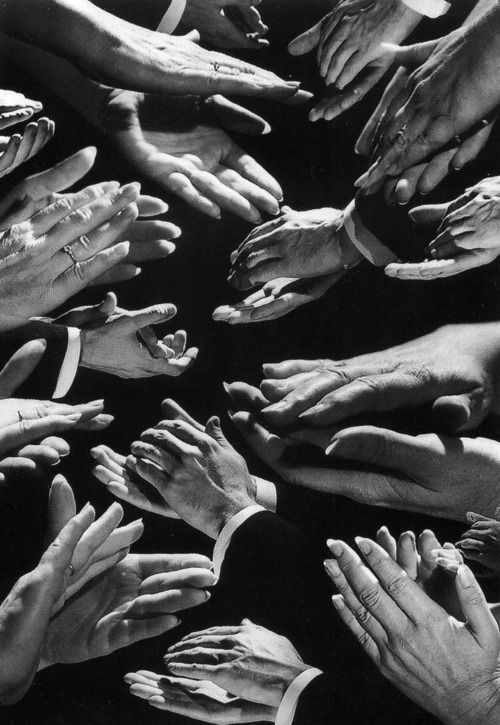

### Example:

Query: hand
xmin=355 ymin=11 xmax=500 ymax=192
xmin=258 ymin=323 xmax=500 ymax=432
xmin=104 ymin=89 xmax=283 ymax=221
xmin=0 ymin=484 xmax=96 ymax=705
xmin=45 ymin=475 xmax=145 ymax=610
xmin=41 ymin=553 xmax=216 ymax=665
xmin=91 ymin=444 xmax=180 ymax=519
xmin=0 ymin=181 xmax=142 ymax=329
xmin=376 ymin=527 xmax=464 ymax=619
xmin=80 ymin=302 xmax=198 ymax=378
xmin=456 ymin=512 xmax=500 ymax=577
xmin=325 ymin=538 xmax=500 ymax=725
xmin=128 ymin=404 xmax=256 ymax=538
xmin=181 ymin=0 xmax=268 ymax=49
xmin=163 ymin=619 xmax=307 ymax=706
xmin=0 ymin=89 xmax=42 ymax=131
xmin=385 ymin=177 xmax=500 ymax=279
xmin=289 ymin=0 xmax=420 ymax=121
xmin=228 ymin=207 xmax=360 ymax=290
xmin=226 ymin=382 xmax=500 ymax=522
xmin=126 ymin=672 xmax=276 ymax=723
xmin=0 ymin=117 xmax=54 ymax=180
xmin=213 ymin=273 xmax=341 ymax=324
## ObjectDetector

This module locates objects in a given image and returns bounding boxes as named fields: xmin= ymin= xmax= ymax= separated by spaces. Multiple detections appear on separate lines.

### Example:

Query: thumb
xmin=409 ymin=203 xmax=448 ymax=226
xmin=325 ymin=426 xmax=441 ymax=480
xmin=380 ymin=41 xmax=434 ymax=71
xmin=45 ymin=474 xmax=76 ymax=546
xmin=127 ymin=304 xmax=177 ymax=330
xmin=230 ymin=411 xmax=286 ymax=467
xmin=432 ymin=391 xmax=489 ymax=433
xmin=205 ymin=416 xmax=233 ymax=451
xmin=182 ymin=30 xmax=201 ymax=44
xmin=288 ymin=21 xmax=322 ymax=56
xmin=456 ymin=564 xmax=498 ymax=645
xmin=0 ymin=339 xmax=47 ymax=396
xmin=202 ymin=95 xmax=271 ymax=137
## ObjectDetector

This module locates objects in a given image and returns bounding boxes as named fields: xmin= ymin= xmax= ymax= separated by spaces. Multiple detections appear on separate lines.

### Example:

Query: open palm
xmin=107 ymin=90 xmax=282 ymax=221
xmin=42 ymin=553 xmax=214 ymax=665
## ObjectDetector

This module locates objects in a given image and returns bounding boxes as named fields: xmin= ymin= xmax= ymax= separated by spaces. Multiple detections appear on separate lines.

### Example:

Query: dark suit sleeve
xmin=0 ymin=321 xmax=69 ymax=398
xmin=352 ymin=192 xmax=428 ymax=264
xmin=92 ymin=0 xmax=173 ymax=28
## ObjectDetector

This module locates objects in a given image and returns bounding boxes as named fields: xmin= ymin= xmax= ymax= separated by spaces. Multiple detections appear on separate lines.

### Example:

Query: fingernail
xmin=323 ymin=559 xmax=340 ymax=577
xmin=355 ymin=537 xmax=371 ymax=555
xmin=66 ymin=413 xmax=82 ymax=423
xmin=467 ymin=512 xmax=478 ymax=522
xmin=324 ymin=440 xmax=338 ymax=456
xmin=88 ymin=399 xmax=105 ymax=407
xmin=204 ymin=591 xmax=212 ymax=601
xmin=327 ymin=539 xmax=343 ymax=557
xmin=332 ymin=596 xmax=345 ymax=610
xmin=457 ymin=564 xmax=474 ymax=586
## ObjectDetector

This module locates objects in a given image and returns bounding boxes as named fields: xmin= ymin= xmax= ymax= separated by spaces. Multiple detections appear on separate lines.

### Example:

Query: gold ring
xmin=62 ymin=244 xmax=78 ymax=265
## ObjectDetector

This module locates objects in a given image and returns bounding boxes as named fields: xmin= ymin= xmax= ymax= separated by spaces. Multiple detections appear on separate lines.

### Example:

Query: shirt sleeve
xmin=342 ymin=199 xmax=398 ymax=266
xmin=53 ymin=327 xmax=81 ymax=399
xmin=275 ymin=669 xmax=324 ymax=725
xmin=401 ymin=0 xmax=450 ymax=17
xmin=212 ymin=505 xmax=266 ymax=577
xmin=157 ymin=0 xmax=188 ymax=33
xmin=254 ymin=476 xmax=278 ymax=512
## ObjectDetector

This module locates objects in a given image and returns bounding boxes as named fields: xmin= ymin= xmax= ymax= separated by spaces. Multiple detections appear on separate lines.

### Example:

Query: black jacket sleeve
xmin=93 ymin=0 xmax=173 ymax=29
xmin=0 ymin=321 xmax=70 ymax=399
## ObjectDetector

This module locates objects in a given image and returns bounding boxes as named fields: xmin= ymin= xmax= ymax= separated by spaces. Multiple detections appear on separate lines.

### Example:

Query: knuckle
xmin=359 ymin=584 xmax=382 ymax=610
xmin=386 ymin=574 xmax=410 ymax=598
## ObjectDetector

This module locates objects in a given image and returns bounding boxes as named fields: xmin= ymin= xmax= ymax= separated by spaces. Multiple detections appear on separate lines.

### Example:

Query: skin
xmin=180 ymin=0 xmax=269 ymax=50
xmin=0 ymin=118 xmax=54 ymax=179
xmin=225 ymin=382 xmax=500 ymax=522
xmin=289 ymin=0 xmax=421 ymax=122
xmin=41 ymin=553 xmax=216 ymax=665
xmin=213 ymin=273 xmax=342 ymax=325
xmin=325 ymin=538 xmax=500 ymax=725
xmin=456 ymin=512 xmax=500 ymax=576
xmin=0 ymin=89 xmax=42 ymax=131
xmin=103 ymin=89 xmax=283 ymax=222
xmin=355 ymin=6 xmax=500 ymax=192
xmin=386 ymin=177 xmax=500 ymax=280
xmin=80 ymin=304 xmax=198 ymax=379
xmin=0 ymin=0 xmax=304 ymax=100
xmin=228 ymin=207 xmax=361 ymax=290
xmin=256 ymin=323 xmax=500 ymax=432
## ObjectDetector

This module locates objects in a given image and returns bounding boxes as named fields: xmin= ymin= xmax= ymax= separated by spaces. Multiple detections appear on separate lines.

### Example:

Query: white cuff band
xmin=53 ymin=328 xmax=81 ymax=399
xmin=276 ymin=668 xmax=324 ymax=725
xmin=401 ymin=0 xmax=450 ymax=18
xmin=157 ymin=0 xmax=188 ymax=34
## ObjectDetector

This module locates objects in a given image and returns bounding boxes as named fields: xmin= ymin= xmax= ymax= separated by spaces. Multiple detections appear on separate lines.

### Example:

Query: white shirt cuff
xmin=53 ymin=328 xmax=81 ymax=399
xmin=275 ymin=668 xmax=324 ymax=725
xmin=254 ymin=476 xmax=277 ymax=512
xmin=343 ymin=199 xmax=397 ymax=266
xmin=157 ymin=0 xmax=187 ymax=33
xmin=401 ymin=0 xmax=450 ymax=17
xmin=213 ymin=505 xmax=266 ymax=577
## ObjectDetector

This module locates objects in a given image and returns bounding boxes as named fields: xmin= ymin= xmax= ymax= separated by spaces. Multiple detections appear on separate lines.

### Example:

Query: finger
xmin=332 ymin=594 xmax=380 ymax=662
xmin=455 ymin=564 xmax=498 ymax=644
xmin=0 ymin=339 xmax=47 ymax=396
xmin=385 ymin=254 xmax=486 ymax=280
xmin=325 ymin=426 xmax=442 ymax=481
xmin=432 ymin=390 xmax=490 ymax=433
xmin=408 ymin=203 xmax=448 ymax=226
xmin=55 ymin=241 xmax=131 ymax=294
xmin=224 ymin=145 xmax=283 ymax=204
xmin=288 ymin=20 xmax=323 ymax=56
xmin=190 ymin=168 xmax=262 ymax=223
xmin=0 ymin=134 xmax=23 ymax=175
xmin=163 ymin=171 xmax=221 ymax=219
xmin=451 ymin=121 xmax=494 ymax=172
xmin=376 ymin=526 xmax=397 ymax=561
xmin=0 ymin=413 xmax=84 ymax=456
xmin=161 ymin=399 xmax=205 ymax=431
xmin=140 ymin=568 xmax=216 ymax=595
xmin=396 ymin=531 xmax=418 ymax=579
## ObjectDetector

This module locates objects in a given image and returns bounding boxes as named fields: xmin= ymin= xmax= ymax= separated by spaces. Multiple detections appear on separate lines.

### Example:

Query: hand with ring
xmin=0 ymin=181 xmax=144 ymax=330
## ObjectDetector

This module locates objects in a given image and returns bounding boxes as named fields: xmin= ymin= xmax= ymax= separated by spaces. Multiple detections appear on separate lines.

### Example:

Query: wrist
xmin=336 ymin=225 xmax=364 ymax=272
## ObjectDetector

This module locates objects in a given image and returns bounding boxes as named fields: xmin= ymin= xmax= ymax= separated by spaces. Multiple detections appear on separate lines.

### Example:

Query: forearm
xmin=0 ymin=33 xmax=112 ymax=129
xmin=464 ymin=0 xmax=496 ymax=24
